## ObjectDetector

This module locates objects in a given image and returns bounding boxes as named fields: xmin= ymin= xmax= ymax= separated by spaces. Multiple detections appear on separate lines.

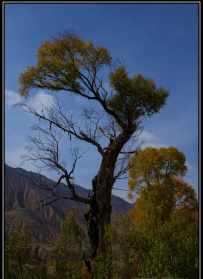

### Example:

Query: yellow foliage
xmin=128 ymin=146 xmax=187 ymax=194
xmin=19 ymin=33 xmax=111 ymax=96
xmin=128 ymin=147 xmax=197 ymax=232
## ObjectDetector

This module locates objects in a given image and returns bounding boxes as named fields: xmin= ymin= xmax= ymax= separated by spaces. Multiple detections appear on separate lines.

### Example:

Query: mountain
xmin=4 ymin=164 xmax=132 ymax=243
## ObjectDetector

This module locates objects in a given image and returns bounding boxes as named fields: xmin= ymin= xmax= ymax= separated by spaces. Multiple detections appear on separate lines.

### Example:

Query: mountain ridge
xmin=5 ymin=164 xmax=132 ymax=242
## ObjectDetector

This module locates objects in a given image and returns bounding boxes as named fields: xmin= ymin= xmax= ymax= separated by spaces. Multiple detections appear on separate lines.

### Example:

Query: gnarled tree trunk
xmin=85 ymin=128 xmax=134 ymax=278
xmin=85 ymin=166 xmax=114 ymax=278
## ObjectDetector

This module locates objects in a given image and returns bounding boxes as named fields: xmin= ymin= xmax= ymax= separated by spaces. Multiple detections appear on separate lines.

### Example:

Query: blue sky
xmin=5 ymin=3 xmax=199 ymax=201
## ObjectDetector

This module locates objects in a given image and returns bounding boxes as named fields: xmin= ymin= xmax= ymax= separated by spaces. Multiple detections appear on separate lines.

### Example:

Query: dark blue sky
xmin=5 ymin=3 xmax=199 ymax=200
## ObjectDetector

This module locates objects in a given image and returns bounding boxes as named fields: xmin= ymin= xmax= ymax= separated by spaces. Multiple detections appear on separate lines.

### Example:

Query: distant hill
xmin=4 ymin=164 xmax=132 ymax=242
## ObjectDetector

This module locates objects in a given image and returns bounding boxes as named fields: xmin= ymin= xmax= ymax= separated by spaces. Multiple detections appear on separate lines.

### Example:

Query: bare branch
xmin=23 ymin=123 xmax=90 ymax=205
xmin=30 ymin=169 xmax=90 ymax=206
xmin=20 ymin=102 xmax=105 ymax=156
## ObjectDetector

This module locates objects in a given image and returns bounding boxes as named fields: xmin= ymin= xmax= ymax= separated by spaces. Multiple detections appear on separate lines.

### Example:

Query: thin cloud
xmin=5 ymin=89 xmax=56 ymax=115
xmin=26 ymin=91 xmax=56 ymax=114
xmin=138 ymin=130 xmax=166 ymax=148
xmin=5 ymin=89 xmax=22 ymax=106
xmin=186 ymin=160 xmax=193 ymax=172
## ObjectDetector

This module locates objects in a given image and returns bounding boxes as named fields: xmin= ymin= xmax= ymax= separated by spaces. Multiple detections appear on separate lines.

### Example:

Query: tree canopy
xmin=20 ymin=33 xmax=168 ymax=130
xmin=128 ymin=147 xmax=198 ymax=231
xmin=128 ymin=146 xmax=187 ymax=192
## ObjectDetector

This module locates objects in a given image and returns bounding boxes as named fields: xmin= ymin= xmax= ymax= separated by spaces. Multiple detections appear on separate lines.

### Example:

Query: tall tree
xmin=128 ymin=147 xmax=198 ymax=278
xmin=128 ymin=147 xmax=198 ymax=231
xmin=19 ymin=33 xmax=168 ymax=277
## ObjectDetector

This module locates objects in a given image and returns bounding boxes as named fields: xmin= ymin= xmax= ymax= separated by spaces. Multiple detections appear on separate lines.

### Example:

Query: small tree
xmin=54 ymin=210 xmax=84 ymax=279
xmin=19 ymin=33 xmax=168 ymax=277
xmin=5 ymin=222 xmax=32 ymax=279
xmin=111 ymin=214 xmax=150 ymax=279
xmin=136 ymin=211 xmax=198 ymax=279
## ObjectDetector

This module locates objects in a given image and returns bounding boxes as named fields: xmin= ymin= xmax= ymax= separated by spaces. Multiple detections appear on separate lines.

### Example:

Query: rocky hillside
xmin=5 ymin=164 xmax=132 ymax=242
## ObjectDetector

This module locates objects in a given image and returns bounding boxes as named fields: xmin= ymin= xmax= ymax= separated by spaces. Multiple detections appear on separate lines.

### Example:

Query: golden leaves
xmin=19 ymin=34 xmax=111 ymax=96
xmin=128 ymin=146 xmax=187 ymax=193
xmin=19 ymin=66 xmax=40 ymax=96
xmin=128 ymin=147 xmax=197 ymax=232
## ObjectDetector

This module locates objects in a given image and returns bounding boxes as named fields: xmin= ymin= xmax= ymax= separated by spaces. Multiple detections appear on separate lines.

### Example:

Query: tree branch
xmin=21 ymin=103 xmax=104 ymax=156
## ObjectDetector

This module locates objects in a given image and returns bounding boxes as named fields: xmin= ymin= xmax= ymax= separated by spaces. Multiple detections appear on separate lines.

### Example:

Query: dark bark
xmin=84 ymin=126 xmax=135 ymax=278
xmin=84 ymin=174 xmax=113 ymax=278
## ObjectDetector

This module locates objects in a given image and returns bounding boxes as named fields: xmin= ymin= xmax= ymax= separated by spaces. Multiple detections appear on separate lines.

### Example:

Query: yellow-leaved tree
xmin=128 ymin=147 xmax=197 ymax=231
xmin=127 ymin=146 xmax=198 ymax=278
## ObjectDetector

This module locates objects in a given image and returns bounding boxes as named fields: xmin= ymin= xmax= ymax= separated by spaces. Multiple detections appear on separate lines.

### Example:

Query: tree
xmin=111 ymin=214 xmax=150 ymax=279
xmin=136 ymin=208 xmax=198 ymax=279
xmin=53 ymin=210 xmax=85 ymax=279
xmin=110 ymin=191 xmax=198 ymax=279
xmin=5 ymin=222 xmax=32 ymax=279
xmin=128 ymin=147 xmax=198 ymax=278
xmin=128 ymin=147 xmax=197 ymax=229
xmin=128 ymin=146 xmax=187 ymax=192
xmin=19 ymin=33 xmax=168 ymax=277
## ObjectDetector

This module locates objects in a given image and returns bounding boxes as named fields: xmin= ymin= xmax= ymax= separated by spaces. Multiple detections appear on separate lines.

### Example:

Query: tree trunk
xmin=84 ymin=173 xmax=114 ymax=278
xmin=84 ymin=127 xmax=135 ymax=278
